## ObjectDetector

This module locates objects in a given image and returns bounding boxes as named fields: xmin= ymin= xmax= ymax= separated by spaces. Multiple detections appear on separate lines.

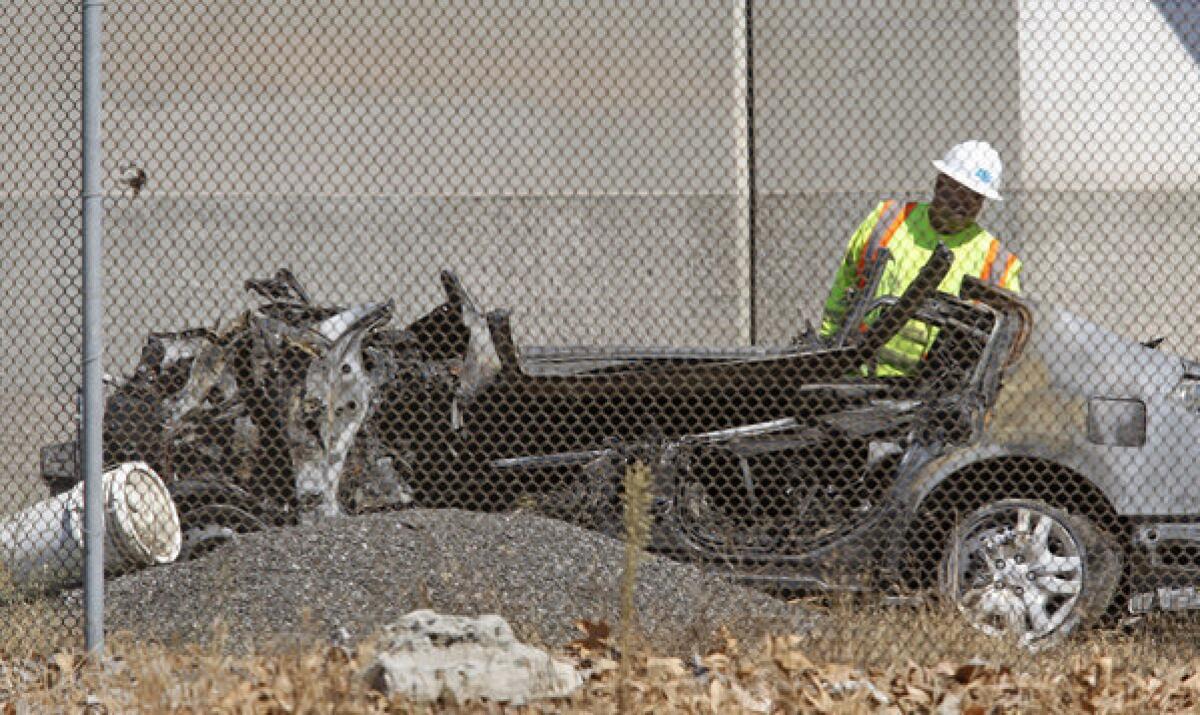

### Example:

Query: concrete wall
xmin=91 ymin=0 xmax=755 ymax=361
xmin=753 ymin=0 xmax=1200 ymax=355
xmin=1017 ymin=0 xmax=1200 ymax=350
xmin=751 ymin=0 xmax=1022 ymax=342
xmin=3 ymin=0 xmax=1199 ymax=508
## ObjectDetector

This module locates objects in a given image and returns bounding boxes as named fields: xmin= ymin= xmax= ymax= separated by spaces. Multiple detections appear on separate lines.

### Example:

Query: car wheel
xmin=937 ymin=499 xmax=1121 ymax=650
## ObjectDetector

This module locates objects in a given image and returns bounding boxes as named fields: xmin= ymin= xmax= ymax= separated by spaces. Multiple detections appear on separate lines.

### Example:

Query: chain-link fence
xmin=6 ymin=0 xmax=1200 ymax=667
xmin=0 ymin=1 xmax=85 ymax=644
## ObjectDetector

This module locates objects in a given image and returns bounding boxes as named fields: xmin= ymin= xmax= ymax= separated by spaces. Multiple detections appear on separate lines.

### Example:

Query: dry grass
xmin=617 ymin=458 xmax=655 ymax=710
xmin=7 ymin=587 xmax=1200 ymax=712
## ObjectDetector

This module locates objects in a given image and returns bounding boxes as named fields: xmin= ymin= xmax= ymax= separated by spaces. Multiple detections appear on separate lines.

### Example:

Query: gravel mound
xmin=83 ymin=509 xmax=809 ymax=653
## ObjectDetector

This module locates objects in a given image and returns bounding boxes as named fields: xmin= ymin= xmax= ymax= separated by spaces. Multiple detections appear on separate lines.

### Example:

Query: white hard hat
xmin=932 ymin=140 xmax=1003 ymax=201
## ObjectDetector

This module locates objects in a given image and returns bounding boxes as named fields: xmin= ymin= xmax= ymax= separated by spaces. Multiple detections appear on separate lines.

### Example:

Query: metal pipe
xmin=81 ymin=0 xmax=106 ymax=654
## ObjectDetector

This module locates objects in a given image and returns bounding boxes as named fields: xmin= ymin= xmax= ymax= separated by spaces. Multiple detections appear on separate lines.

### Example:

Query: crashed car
xmin=40 ymin=245 xmax=1200 ymax=647
xmin=42 ymin=269 xmax=418 ymax=556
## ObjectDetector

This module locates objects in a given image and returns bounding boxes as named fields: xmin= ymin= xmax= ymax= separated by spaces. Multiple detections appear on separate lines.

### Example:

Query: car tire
xmin=937 ymin=498 xmax=1121 ymax=650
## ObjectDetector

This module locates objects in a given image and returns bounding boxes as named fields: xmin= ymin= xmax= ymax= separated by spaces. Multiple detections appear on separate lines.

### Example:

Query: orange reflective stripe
xmin=1000 ymin=253 xmax=1018 ymax=288
xmin=980 ymin=238 xmax=1000 ymax=282
xmin=857 ymin=200 xmax=897 ymax=282
xmin=878 ymin=202 xmax=916 ymax=253
xmin=982 ymin=242 xmax=1017 ymax=287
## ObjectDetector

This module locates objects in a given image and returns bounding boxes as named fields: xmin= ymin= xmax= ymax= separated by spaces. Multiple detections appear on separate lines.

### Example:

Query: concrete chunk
xmin=363 ymin=610 xmax=583 ymax=705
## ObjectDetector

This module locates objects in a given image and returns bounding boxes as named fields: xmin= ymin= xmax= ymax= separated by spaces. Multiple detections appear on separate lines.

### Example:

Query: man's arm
xmin=819 ymin=202 xmax=886 ymax=338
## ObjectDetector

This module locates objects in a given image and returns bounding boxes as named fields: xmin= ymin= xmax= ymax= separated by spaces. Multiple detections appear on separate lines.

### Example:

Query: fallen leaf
xmin=824 ymin=664 xmax=860 ymax=683
xmin=325 ymin=645 xmax=351 ymax=667
xmin=566 ymin=619 xmax=613 ymax=657
xmin=575 ymin=618 xmax=611 ymax=641
xmin=955 ymin=663 xmax=988 ymax=685
xmin=708 ymin=627 xmax=739 ymax=658
xmin=906 ymin=684 xmax=932 ymax=706
xmin=906 ymin=659 xmax=926 ymax=685
xmin=274 ymin=673 xmax=296 ymax=711
xmin=51 ymin=651 xmax=76 ymax=677
xmin=771 ymin=639 xmax=815 ymax=674
xmin=646 ymin=657 xmax=687 ymax=680
xmin=804 ymin=686 xmax=834 ymax=711
xmin=709 ymin=677 xmax=723 ymax=710
xmin=728 ymin=679 xmax=771 ymax=713
xmin=938 ymin=691 xmax=963 ymax=715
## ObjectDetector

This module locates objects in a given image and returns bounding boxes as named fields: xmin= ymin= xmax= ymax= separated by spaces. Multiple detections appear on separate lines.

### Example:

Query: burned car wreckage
xmin=40 ymin=244 xmax=1200 ymax=647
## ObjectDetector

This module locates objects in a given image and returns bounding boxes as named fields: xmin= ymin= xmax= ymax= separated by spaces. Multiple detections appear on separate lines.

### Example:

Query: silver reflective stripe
xmin=877 ymin=344 xmax=922 ymax=373
xmin=899 ymin=322 xmax=932 ymax=344
xmin=861 ymin=200 xmax=903 ymax=273
xmin=988 ymin=244 xmax=1014 ymax=286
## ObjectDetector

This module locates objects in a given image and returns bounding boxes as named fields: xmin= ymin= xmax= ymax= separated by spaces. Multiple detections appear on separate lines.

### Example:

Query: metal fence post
xmin=743 ymin=0 xmax=758 ymax=345
xmin=81 ymin=0 xmax=106 ymax=655
xmin=732 ymin=0 xmax=755 ymax=346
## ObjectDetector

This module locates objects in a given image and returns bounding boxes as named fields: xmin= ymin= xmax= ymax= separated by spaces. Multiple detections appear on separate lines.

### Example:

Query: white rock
xmin=363 ymin=610 xmax=583 ymax=705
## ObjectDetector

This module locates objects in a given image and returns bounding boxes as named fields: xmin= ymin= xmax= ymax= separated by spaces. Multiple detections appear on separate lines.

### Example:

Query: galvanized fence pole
xmin=81 ymin=0 xmax=106 ymax=654
xmin=742 ymin=0 xmax=758 ymax=345
xmin=730 ymin=0 xmax=755 ymax=346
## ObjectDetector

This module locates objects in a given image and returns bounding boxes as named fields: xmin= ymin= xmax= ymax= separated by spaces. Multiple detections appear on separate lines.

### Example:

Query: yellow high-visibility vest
xmin=820 ymin=200 xmax=1022 ymax=375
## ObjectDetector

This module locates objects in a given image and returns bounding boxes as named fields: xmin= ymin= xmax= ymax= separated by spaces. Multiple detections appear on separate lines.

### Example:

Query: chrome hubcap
xmin=948 ymin=507 xmax=1084 ymax=646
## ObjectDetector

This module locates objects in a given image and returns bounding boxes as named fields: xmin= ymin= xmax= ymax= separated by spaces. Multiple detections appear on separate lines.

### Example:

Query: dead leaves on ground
xmin=9 ymin=624 xmax=1200 ymax=712
xmin=568 ymin=627 xmax=1200 ymax=714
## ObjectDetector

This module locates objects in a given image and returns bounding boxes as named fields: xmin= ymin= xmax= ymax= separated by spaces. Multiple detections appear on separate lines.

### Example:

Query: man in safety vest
xmin=819 ymin=140 xmax=1022 ymax=375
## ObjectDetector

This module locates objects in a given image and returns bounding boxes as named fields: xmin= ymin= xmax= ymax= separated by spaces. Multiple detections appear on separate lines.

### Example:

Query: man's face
xmin=929 ymin=173 xmax=985 ymax=234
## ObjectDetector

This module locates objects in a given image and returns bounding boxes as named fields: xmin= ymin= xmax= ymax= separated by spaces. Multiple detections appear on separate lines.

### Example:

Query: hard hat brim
xmin=932 ymin=160 xmax=1003 ymax=201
